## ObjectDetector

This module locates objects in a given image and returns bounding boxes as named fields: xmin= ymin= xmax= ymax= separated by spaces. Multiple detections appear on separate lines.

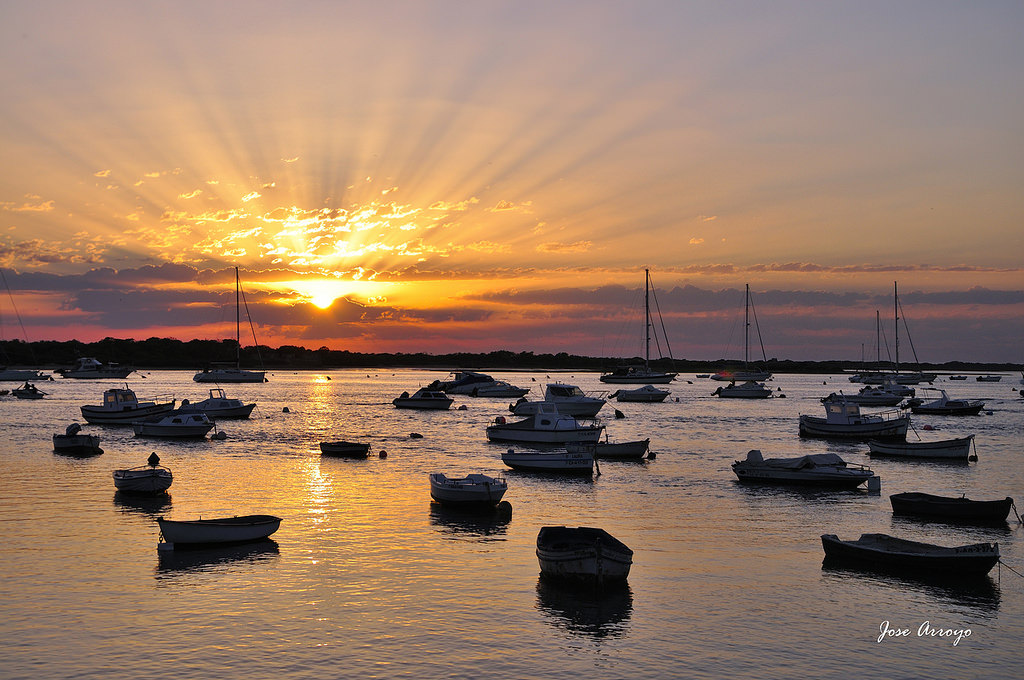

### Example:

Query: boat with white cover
xmin=909 ymin=389 xmax=984 ymax=416
xmin=133 ymin=411 xmax=216 ymax=438
xmin=798 ymin=394 xmax=909 ymax=440
xmin=81 ymin=386 xmax=175 ymax=425
xmin=113 ymin=455 xmax=173 ymax=494
xmin=713 ymin=380 xmax=772 ymax=399
xmin=732 ymin=450 xmax=875 ymax=488
xmin=610 ymin=385 xmax=670 ymax=402
xmin=392 ymin=387 xmax=454 ymax=410
xmin=868 ymin=434 xmax=975 ymax=460
xmin=487 ymin=403 xmax=603 ymax=444
xmin=178 ymin=388 xmax=256 ymax=419
xmin=157 ymin=514 xmax=282 ymax=549
xmin=536 ymin=526 xmax=633 ymax=583
xmin=820 ymin=533 xmax=1000 ymax=576
xmin=429 ymin=473 xmax=508 ymax=506
xmin=501 ymin=448 xmax=594 ymax=474
xmin=52 ymin=423 xmax=103 ymax=456
xmin=512 ymin=382 xmax=606 ymax=417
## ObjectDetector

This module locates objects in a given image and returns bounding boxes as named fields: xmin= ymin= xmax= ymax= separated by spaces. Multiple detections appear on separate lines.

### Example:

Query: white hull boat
xmin=471 ymin=380 xmax=530 ymax=398
xmin=610 ymin=385 xmax=670 ymax=402
xmin=909 ymin=389 xmax=984 ymax=416
xmin=81 ymin=386 xmax=175 ymax=425
xmin=429 ymin=473 xmax=508 ymax=506
xmin=393 ymin=387 xmax=453 ymax=410
xmin=867 ymin=434 xmax=974 ymax=460
xmin=178 ymin=388 xmax=256 ymax=418
xmin=113 ymin=465 xmax=173 ymax=494
xmin=57 ymin=357 xmax=133 ymax=379
xmin=713 ymin=380 xmax=772 ymax=399
xmin=832 ymin=385 xmax=905 ymax=406
xmin=133 ymin=411 xmax=215 ymax=438
xmin=799 ymin=394 xmax=909 ymax=440
xmin=487 ymin=404 xmax=603 ymax=445
xmin=157 ymin=514 xmax=281 ymax=549
xmin=536 ymin=526 xmax=633 ymax=583
xmin=512 ymin=382 xmax=606 ymax=417
xmin=566 ymin=438 xmax=650 ymax=460
xmin=501 ymin=448 xmax=594 ymax=474
xmin=732 ymin=450 xmax=875 ymax=488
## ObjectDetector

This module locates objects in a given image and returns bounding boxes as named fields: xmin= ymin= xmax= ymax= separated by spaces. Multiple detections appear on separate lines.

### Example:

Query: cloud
xmin=2 ymin=199 xmax=55 ymax=212
xmin=488 ymin=200 xmax=533 ymax=213
xmin=536 ymin=241 xmax=592 ymax=253
xmin=689 ymin=237 xmax=704 ymax=245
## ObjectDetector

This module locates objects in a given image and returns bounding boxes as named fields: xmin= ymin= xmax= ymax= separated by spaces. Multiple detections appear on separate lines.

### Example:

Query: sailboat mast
xmin=235 ymin=267 xmax=241 ymax=368
xmin=893 ymin=281 xmax=899 ymax=375
xmin=645 ymin=268 xmax=651 ymax=369
xmin=744 ymin=283 xmax=750 ymax=368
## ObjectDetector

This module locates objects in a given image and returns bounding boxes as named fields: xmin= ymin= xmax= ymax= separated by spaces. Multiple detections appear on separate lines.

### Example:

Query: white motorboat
xmin=830 ymin=385 xmax=904 ymax=407
xmin=178 ymin=388 xmax=256 ymax=418
xmin=56 ymin=356 xmax=133 ymax=379
xmin=471 ymin=380 xmax=530 ymax=398
xmin=392 ymin=387 xmax=454 ymax=410
xmin=798 ymin=394 xmax=909 ymax=440
xmin=438 ymin=371 xmax=494 ymax=394
xmin=566 ymin=438 xmax=650 ymax=460
xmin=713 ymin=380 xmax=772 ymax=399
xmin=600 ymin=269 xmax=677 ymax=384
xmin=113 ymin=459 xmax=173 ymax=494
xmin=157 ymin=514 xmax=282 ymax=549
xmin=732 ymin=450 xmax=875 ymax=489
xmin=487 ymin=403 xmax=603 ymax=444
xmin=193 ymin=268 xmax=267 ymax=383
xmin=81 ymin=386 xmax=175 ymax=425
xmin=536 ymin=526 xmax=633 ymax=583
xmin=909 ymin=389 xmax=985 ymax=416
xmin=319 ymin=440 xmax=371 ymax=458
xmin=501 ymin=448 xmax=594 ymax=474
xmin=12 ymin=381 xmax=46 ymax=399
xmin=868 ymin=434 xmax=975 ymax=461
xmin=133 ymin=411 xmax=216 ymax=438
xmin=512 ymin=382 xmax=606 ymax=417
xmin=0 ymin=367 xmax=51 ymax=381
xmin=429 ymin=473 xmax=508 ymax=506
xmin=610 ymin=385 xmax=670 ymax=402
xmin=710 ymin=284 xmax=773 ymax=382
xmin=52 ymin=423 xmax=103 ymax=456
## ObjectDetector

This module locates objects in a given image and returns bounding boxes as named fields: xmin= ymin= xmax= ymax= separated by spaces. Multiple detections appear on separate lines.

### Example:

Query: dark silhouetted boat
xmin=820 ymin=533 xmax=999 ymax=576
xmin=537 ymin=526 xmax=633 ymax=583
xmin=890 ymin=492 xmax=1016 ymax=524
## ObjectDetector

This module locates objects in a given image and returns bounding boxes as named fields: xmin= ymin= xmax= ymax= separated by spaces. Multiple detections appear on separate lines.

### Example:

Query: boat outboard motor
xmin=65 ymin=423 xmax=82 ymax=436
xmin=147 ymin=452 xmax=161 ymax=467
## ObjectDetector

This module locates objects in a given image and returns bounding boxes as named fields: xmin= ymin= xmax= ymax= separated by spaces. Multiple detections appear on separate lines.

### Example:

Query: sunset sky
xmin=1 ymin=1 xmax=1022 ymax=363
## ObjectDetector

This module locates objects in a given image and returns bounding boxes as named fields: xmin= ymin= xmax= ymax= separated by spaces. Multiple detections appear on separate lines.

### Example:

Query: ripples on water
xmin=1 ymin=370 xmax=1022 ymax=679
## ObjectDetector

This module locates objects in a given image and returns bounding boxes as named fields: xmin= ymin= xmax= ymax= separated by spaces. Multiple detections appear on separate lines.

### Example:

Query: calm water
xmin=1 ymin=370 xmax=1022 ymax=679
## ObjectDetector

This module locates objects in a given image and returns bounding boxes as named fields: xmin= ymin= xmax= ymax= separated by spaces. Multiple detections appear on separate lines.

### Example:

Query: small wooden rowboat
xmin=890 ymin=492 xmax=1016 ymax=524
xmin=319 ymin=440 xmax=371 ymax=458
xmin=868 ymin=435 xmax=974 ymax=461
xmin=820 ymin=533 xmax=1000 ymax=576
xmin=157 ymin=515 xmax=282 ymax=550
xmin=536 ymin=526 xmax=633 ymax=583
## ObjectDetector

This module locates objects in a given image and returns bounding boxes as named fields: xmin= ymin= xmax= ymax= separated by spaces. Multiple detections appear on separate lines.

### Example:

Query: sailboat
xmin=599 ymin=269 xmax=677 ymax=384
xmin=193 ymin=267 xmax=267 ymax=383
xmin=851 ymin=284 xmax=935 ymax=385
xmin=711 ymin=284 xmax=772 ymax=382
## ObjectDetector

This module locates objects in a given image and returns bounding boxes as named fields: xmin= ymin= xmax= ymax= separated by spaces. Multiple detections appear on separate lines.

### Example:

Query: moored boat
xmin=392 ymin=387 xmax=454 ymax=410
xmin=890 ymin=492 xmax=1016 ymax=524
xmin=566 ymin=438 xmax=650 ymax=460
xmin=798 ymin=394 xmax=909 ymax=440
xmin=976 ymin=375 xmax=1001 ymax=382
xmin=0 ymin=367 xmax=51 ymax=381
xmin=909 ymin=389 xmax=985 ymax=416
xmin=56 ymin=356 xmax=133 ymax=379
xmin=867 ymin=434 xmax=975 ymax=461
xmin=52 ymin=423 xmax=103 ymax=456
xmin=511 ymin=382 xmax=606 ymax=418
xmin=132 ymin=411 xmax=216 ymax=438
xmin=193 ymin=268 xmax=267 ymax=383
xmin=81 ymin=385 xmax=175 ymax=425
xmin=471 ymin=380 xmax=530 ymax=398
xmin=599 ymin=269 xmax=677 ymax=384
xmin=487 ymin=403 xmax=603 ymax=444
xmin=731 ymin=450 xmax=875 ymax=488
xmin=536 ymin=526 xmax=633 ymax=583
xmin=610 ymin=385 xmax=670 ymax=402
xmin=178 ymin=388 xmax=256 ymax=418
xmin=501 ymin=448 xmax=594 ymax=474
xmin=713 ymin=380 xmax=772 ymax=399
xmin=834 ymin=385 xmax=905 ymax=406
xmin=319 ymin=440 xmax=371 ymax=458
xmin=157 ymin=514 xmax=282 ymax=550
xmin=113 ymin=454 xmax=173 ymax=494
xmin=438 ymin=371 xmax=494 ymax=394
xmin=820 ymin=533 xmax=1000 ymax=576
xmin=429 ymin=472 xmax=508 ymax=506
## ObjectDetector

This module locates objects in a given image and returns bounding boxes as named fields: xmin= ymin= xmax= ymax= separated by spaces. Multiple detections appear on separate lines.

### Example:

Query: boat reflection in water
xmin=113 ymin=491 xmax=172 ymax=517
xmin=535 ymin=577 xmax=634 ymax=638
xmin=155 ymin=539 xmax=280 ymax=578
xmin=428 ymin=503 xmax=511 ymax=541
xmin=821 ymin=560 xmax=1000 ymax=613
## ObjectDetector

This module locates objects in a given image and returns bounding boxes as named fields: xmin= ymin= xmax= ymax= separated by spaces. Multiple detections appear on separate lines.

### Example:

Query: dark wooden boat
xmin=820 ymin=533 xmax=999 ymax=576
xmin=890 ymin=492 xmax=1015 ymax=524
xmin=157 ymin=514 xmax=282 ymax=549
xmin=319 ymin=440 xmax=371 ymax=458
xmin=536 ymin=526 xmax=633 ymax=583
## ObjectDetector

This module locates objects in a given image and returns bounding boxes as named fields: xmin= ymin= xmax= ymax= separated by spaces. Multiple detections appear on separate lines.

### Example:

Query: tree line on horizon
xmin=0 ymin=337 xmax=1017 ymax=373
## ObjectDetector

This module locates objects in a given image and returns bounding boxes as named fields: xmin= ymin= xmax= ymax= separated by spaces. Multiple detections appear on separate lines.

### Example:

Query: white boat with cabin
xmin=178 ymin=388 xmax=256 ymax=419
xmin=798 ymin=393 xmax=909 ymax=440
xmin=713 ymin=380 xmax=772 ymax=399
xmin=133 ymin=411 xmax=216 ymax=438
xmin=487 ymin=403 xmax=603 ymax=444
xmin=56 ymin=356 xmax=133 ymax=379
xmin=81 ymin=386 xmax=175 ymax=424
xmin=610 ymin=385 xmax=670 ymax=402
xmin=392 ymin=387 xmax=454 ymax=410
xmin=512 ymin=382 xmax=606 ymax=417
xmin=909 ymin=389 xmax=984 ymax=416
xmin=471 ymin=379 xmax=530 ymax=398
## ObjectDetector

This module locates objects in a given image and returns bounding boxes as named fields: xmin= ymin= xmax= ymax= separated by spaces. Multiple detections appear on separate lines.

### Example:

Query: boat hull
xmin=910 ymin=403 xmax=984 ymax=416
xmin=798 ymin=414 xmax=909 ymax=440
xmin=52 ymin=433 xmax=103 ymax=456
xmin=821 ymin=533 xmax=999 ymax=576
xmin=566 ymin=439 xmax=650 ymax=460
xmin=868 ymin=435 xmax=973 ymax=460
xmin=732 ymin=465 xmax=873 ymax=488
xmin=319 ymin=441 xmax=371 ymax=458
xmin=536 ymin=526 xmax=633 ymax=583
xmin=193 ymin=369 xmax=266 ymax=383
xmin=890 ymin=492 xmax=1013 ymax=524
xmin=501 ymin=450 xmax=594 ymax=473
xmin=113 ymin=467 xmax=173 ymax=494
xmin=429 ymin=473 xmax=508 ymax=506
xmin=599 ymin=372 xmax=676 ymax=384
xmin=81 ymin=402 xmax=175 ymax=425
xmin=157 ymin=515 xmax=281 ymax=548
xmin=487 ymin=425 xmax=603 ymax=444
xmin=392 ymin=398 xmax=453 ymax=409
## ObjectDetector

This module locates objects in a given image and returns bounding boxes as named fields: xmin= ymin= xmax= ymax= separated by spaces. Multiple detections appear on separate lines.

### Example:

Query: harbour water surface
xmin=1 ymin=370 xmax=1022 ymax=679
